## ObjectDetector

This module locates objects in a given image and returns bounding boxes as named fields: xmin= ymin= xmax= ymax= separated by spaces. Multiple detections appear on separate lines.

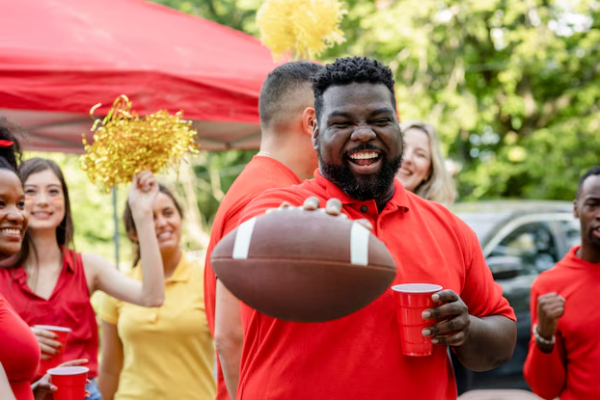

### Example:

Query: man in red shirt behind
xmin=220 ymin=57 xmax=517 ymax=399
xmin=204 ymin=61 xmax=323 ymax=400
xmin=524 ymin=166 xmax=600 ymax=400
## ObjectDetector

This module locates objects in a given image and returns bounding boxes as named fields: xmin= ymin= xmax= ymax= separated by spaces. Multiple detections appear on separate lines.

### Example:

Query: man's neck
xmin=259 ymin=137 xmax=314 ymax=182
xmin=577 ymin=244 xmax=600 ymax=264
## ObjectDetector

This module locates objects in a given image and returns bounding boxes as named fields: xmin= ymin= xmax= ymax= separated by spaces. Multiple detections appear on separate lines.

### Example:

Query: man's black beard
xmin=319 ymin=147 xmax=402 ymax=202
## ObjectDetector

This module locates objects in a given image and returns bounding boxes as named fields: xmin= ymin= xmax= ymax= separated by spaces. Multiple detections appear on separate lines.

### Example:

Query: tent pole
xmin=112 ymin=186 xmax=119 ymax=268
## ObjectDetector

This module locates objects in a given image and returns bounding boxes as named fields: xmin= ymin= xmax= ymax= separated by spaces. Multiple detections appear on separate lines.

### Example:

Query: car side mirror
xmin=487 ymin=256 xmax=523 ymax=280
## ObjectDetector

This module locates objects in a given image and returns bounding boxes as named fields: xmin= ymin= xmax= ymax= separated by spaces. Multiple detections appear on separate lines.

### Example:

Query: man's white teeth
xmin=1 ymin=228 xmax=20 ymax=235
xmin=349 ymin=152 xmax=378 ymax=160
xmin=158 ymin=232 xmax=172 ymax=239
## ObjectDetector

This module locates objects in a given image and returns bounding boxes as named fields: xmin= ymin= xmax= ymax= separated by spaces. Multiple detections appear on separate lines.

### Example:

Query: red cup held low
xmin=48 ymin=366 xmax=89 ymax=400
xmin=392 ymin=284 xmax=442 ymax=357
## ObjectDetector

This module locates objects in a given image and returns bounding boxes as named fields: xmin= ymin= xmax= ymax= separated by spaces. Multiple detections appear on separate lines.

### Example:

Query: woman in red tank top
xmin=0 ymin=120 xmax=39 ymax=400
xmin=0 ymin=158 xmax=166 ymax=400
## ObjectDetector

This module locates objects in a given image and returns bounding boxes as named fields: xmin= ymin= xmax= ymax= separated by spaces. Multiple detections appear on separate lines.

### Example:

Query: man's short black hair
xmin=577 ymin=166 xmax=600 ymax=198
xmin=259 ymin=61 xmax=323 ymax=127
xmin=312 ymin=57 xmax=397 ymax=121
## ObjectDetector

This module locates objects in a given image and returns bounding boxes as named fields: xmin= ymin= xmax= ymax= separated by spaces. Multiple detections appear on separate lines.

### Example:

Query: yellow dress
xmin=100 ymin=254 xmax=215 ymax=400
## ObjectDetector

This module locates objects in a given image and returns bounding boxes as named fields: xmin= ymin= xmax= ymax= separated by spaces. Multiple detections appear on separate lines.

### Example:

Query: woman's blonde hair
xmin=399 ymin=120 xmax=457 ymax=206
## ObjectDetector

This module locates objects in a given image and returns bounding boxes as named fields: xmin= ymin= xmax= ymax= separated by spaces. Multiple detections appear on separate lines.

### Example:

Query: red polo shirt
xmin=204 ymin=155 xmax=302 ymax=400
xmin=235 ymin=171 xmax=516 ymax=400
xmin=0 ymin=249 xmax=99 ymax=379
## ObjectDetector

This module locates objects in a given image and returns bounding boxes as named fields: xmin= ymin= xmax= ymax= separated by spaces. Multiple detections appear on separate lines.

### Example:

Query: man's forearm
xmin=218 ymin=344 xmax=243 ymax=400
xmin=215 ymin=281 xmax=244 ymax=399
xmin=455 ymin=315 xmax=517 ymax=371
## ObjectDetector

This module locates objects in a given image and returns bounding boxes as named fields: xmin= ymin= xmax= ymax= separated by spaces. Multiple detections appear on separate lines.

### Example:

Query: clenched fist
xmin=536 ymin=292 xmax=565 ymax=341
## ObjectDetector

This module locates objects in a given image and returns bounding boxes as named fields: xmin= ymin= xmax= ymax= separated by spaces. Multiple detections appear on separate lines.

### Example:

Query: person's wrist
xmin=533 ymin=324 xmax=555 ymax=353
xmin=131 ymin=209 xmax=153 ymax=221
xmin=535 ymin=323 xmax=555 ymax=341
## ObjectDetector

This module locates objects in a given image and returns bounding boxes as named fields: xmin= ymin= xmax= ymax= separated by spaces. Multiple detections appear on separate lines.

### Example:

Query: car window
xmin=455 ymin=212 xmax=508 ymax=241
xmin=557 ymin=219 xmax=581 ymax=249
xmin=489 ymin=221 xmax=559 ymax=275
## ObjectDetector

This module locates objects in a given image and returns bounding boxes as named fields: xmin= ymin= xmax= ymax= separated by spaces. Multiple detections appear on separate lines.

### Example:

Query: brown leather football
xmin=211 ymin=208 xmax=397 ymax=322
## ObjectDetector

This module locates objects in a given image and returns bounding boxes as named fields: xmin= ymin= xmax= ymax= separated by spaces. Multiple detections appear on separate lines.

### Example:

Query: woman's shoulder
xmin=180 ymin=253 xmax=205 ymax=280
xmin=182 ymin=252 xmax=204 ymax=270
xmin=79 ymin=252 xmax=105 ymax=271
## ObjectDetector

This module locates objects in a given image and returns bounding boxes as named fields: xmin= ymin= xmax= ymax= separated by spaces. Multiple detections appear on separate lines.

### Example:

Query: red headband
xmin=0 ymin=140 xmax=14 ymax=147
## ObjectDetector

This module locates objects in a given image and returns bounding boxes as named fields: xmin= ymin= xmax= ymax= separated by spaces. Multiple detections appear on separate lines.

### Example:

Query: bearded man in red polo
xmin=217 ymin=56 xmax=517 ymax=400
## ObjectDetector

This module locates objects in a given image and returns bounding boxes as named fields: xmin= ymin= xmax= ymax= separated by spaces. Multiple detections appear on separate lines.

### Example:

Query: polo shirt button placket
xmin=360 ymin=205 xmax=368 ymax=213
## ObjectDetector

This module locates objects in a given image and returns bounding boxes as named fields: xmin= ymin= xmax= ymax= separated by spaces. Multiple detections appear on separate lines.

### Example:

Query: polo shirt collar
xmin=313 ymin=169 xmax=410 ymax=213
xmin=134 ymin=253 xmax=192 ymax=283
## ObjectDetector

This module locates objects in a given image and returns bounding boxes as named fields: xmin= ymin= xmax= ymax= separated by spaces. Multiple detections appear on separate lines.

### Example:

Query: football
xmin=211 ymin=207 xmax=397 ymax=322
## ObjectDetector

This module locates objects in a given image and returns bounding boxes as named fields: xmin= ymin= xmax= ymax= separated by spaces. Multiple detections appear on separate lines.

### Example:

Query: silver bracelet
xmin=533 ymin=324 xmax=556 ymax=345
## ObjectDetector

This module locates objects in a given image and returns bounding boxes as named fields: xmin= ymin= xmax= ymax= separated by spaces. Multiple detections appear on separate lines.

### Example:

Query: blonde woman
xmin=396 ymin=121 xmax=457 ymax=205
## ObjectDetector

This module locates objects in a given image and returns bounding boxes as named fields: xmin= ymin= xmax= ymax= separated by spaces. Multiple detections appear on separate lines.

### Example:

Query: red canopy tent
xmin=0 ymin=0 xmax=281 ymax=152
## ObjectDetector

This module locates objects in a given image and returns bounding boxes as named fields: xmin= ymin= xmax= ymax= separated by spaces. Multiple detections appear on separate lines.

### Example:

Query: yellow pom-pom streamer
xmin=80 ymin=95 xmax=199 ymax=193
xmin=257 ymin=0 xmax=346 ymax=60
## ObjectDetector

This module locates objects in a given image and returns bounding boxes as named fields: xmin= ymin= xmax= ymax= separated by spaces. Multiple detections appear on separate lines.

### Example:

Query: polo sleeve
xmin=222 ymin=205 xmax=244 ymax=237
xmin=457 ymin=218 xmax=516 ymax=321
xmin=523 ymin=278 xmax=567 ymax=400
xmin=98 ymin=291 xmax=120 ymax=325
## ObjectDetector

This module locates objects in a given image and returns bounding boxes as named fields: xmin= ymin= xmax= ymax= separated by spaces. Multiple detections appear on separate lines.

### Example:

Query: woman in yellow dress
xmin=98 ymin=184 xmax=215 ymax=400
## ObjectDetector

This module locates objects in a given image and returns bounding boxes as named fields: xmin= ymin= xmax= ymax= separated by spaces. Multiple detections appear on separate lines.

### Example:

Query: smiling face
xmin=0 ymin=169 xmax=28 ymax=258
xmin=152 ymin=192 xmax=183 ymax=255
xmin=575 ymin=174 xmax=600 ymax=253
xmin=396 ymin=127 xmax=432 ymax=192
xmin=314 ymin=83 xmax=403 ymax=202
xmin=23 ymin=169 xmax=65 ymax=233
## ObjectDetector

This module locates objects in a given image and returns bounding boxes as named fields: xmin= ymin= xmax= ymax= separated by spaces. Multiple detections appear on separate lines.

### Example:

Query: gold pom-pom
xmin=257 ymin=0 xmax=346 ymax=60
xmin=80 ymin=95 xmax=199 ymax=193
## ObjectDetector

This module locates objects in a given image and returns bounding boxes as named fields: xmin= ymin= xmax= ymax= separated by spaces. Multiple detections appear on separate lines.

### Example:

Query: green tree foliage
xmin=331 ymin=0 xmax=600 ymax=201
xmin=153 ymin=0 xmax=600 ymax=208
xmin=190 ymin=150 xmax=255 ymax=223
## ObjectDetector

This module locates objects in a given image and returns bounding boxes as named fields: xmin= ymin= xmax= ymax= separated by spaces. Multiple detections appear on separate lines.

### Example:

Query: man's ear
xmin=574 ymin=198 xmax=579 ymax=219
xmin=302 ymin=107 xmax=316 ymax=137
xmin=303 ymin=107 xmax=319 ymax=151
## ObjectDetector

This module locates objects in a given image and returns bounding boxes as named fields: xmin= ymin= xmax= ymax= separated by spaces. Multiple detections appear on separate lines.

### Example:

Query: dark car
xmin=449 ymin=200 xmax=581 ymax=394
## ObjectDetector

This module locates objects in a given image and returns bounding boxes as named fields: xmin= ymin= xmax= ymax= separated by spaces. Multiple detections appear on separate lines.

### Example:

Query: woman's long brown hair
xmin=11 ymin=158 xmax=75 ymax=269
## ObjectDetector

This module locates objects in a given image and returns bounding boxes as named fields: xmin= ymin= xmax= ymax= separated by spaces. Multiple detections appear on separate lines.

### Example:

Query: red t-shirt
xmin=204 ymin=155 xmax=302 ymax=400
xmin=235 ymin=171 xmax=516 ymax=400
xmin=0 ymin=249 xmax=99 ymax=379
xmin=524 ymin=246 xmax=600 ymax=400
xmin=0 ymin=293 xmax=40 ymax=400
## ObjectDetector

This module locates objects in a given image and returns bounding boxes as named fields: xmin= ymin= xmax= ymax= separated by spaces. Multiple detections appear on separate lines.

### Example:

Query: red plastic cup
xmin=33 ymin=325 xmax=72 ymax=375
xmin=392 ymin=283 xmax=443 ymax=357
xmin=48 ymin=366 xmax=89 ymax=400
